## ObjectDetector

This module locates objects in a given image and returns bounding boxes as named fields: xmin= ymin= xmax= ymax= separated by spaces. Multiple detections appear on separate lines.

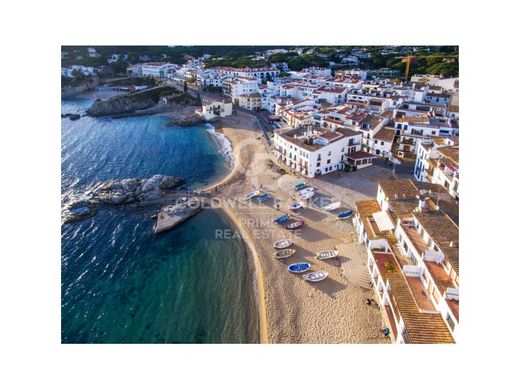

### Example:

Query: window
xmin=328 ymin=151 xmax=331 ymax=156
xmin=446 ymin=313 xmax=456 ymax=331
xmin=327 ymin=159 xmax=331 ymax=164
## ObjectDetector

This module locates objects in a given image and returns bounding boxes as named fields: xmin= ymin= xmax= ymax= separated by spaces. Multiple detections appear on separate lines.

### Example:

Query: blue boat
xmin=259 ymin=193 xmax=271 ymax=202
xmin=273 ymin=213 xmax=290 ymax=224
xmin=337 ymin=210 xmax=354 ymax=220
xmin=287 ymin=262 xmax=311 ymax=274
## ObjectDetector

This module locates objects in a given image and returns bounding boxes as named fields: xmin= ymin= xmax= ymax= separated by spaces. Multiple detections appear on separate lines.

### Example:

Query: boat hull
xmin=287 ymin=262 xmax=311 ymax=273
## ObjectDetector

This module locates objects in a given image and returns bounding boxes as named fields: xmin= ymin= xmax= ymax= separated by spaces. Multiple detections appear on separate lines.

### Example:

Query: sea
xmin=61 ymin=97 xmax=258 ymax=343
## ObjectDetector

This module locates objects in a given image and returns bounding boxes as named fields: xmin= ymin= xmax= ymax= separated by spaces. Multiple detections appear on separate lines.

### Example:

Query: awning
xmin=373 ymin=210 xmax=395 ymax=232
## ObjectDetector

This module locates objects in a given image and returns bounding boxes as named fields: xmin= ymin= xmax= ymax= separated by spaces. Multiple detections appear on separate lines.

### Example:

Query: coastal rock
xmin=63 ymin=174 xmax=185 ymax=223
xmin=154 ymin=199 xmax=203 ymax=234
xmin=86 ymin=86 xmax=178 ymax=117
xmin=159 ymin=175 xmax=183 ymax=189
xmin=167 ymin=114 xmax=209 ymax=127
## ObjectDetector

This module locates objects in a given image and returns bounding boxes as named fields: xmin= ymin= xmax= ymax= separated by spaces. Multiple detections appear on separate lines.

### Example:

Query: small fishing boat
xmin=337 ymin=210 xmax=354 ymax=219
xmin=273 ymin=214 xmax=290 ymax=224
xmin=294 ymin=182 xmax=306 ymax=191
xmin=298 ymin=187 xmax=315 ymax=195
xmin=286 ymin=220 xmax=304 ymax=230
xmin=273 ymin=238 xmax=293 ymax=249
xmin=259 ymin=193 xmax=271 ymax=202
xmin=287 ymin=262 xmax=311 ymax=274
xmin=274 ymin=249 xmax=296 ymax=259
xmin=316 ymin=250 xmax=339 ymax=260
xmin=303 ymin=271 xmax=329 ymax=282
xmin=322 ymin=201 xmax=341 ymax=211
xmin=289 ymin=202 xmax=304 ymax=211
xmin=299 ymin=191 xmax=314 ymax=201
xmin=244 ymin=190 xmax=261 ymax=200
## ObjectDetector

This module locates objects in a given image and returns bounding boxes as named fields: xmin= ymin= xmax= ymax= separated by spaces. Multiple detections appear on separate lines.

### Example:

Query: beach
xmin=206 ymin=111 xmax=389 ymax=343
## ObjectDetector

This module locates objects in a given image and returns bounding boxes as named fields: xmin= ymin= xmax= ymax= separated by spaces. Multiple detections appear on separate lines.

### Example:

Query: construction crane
xmin=401 ymin=55 xmax=416 ymax=81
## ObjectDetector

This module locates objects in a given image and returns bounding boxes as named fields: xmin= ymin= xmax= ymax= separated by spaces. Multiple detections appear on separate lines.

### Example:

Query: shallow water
xmin=61 ymin=98 xmax=258 ymax=343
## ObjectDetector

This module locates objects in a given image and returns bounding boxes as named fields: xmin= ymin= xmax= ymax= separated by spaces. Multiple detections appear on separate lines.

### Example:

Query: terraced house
xmin=353 ymin=179 xmax=459 ymax=343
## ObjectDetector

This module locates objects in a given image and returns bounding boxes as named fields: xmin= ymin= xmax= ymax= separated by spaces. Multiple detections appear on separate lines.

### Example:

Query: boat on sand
xmin=294 ymin=182 xmax=306 ymax=191
xmin=289 ymin=202 xmax=304 ymax=211
xmin=259 ymin=193 xmax=271 ymax=202
xmin=316 ymin=250 xmax=339 ymax=260
xmin=274 ymin=249 xmax=296 ymax=259
xmin=286 ymin=220 xmax=304 ymax=230
xmin=322 ymin=201 xmax=341 ymax=211
xmin=337 ymin=210 xmax=354 ymax=219
xmin=273 ymin=238 xmax=293 ymax=249
xmin=244 ymin=190 xmax=261 ymax=200
xmin=273 ymin=214 xmax=290 ymax=224
xmin=299 ymin=191 xmax=314 ymax=200
xmin=298 ymin=187 xmax=314 ymax=195
xmin=303 ymin=271 xmax=329 ymax=282
xmin=287 ymin=262 xmax=311 ymax=273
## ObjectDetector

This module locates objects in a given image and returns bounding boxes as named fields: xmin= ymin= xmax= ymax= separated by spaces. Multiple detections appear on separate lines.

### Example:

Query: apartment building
xmin=353 ymin=179 xmax=459 ymax=343
xmin=272 ymin=126 xmax=369 ymax=177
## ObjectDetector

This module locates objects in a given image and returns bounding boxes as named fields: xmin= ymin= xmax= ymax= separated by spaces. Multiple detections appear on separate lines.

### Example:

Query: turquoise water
xmin=61 ymin=98 xmax=258 ymax=343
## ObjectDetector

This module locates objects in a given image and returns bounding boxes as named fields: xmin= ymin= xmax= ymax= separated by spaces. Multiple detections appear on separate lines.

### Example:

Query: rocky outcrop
xmin=167 ymin=113 xmax=208 ymax=127
xmin=89 ymin=175 xmax=184 ymax=205
xmin=61 ymin=113 xmax=81 ymax=121
xmin=154 ymin=199 xmax=203 ymax=234
xmin=86 ymin=86 xmax=177 ymax=117
xmin=62 ymin=174 xmax=185 ymax=224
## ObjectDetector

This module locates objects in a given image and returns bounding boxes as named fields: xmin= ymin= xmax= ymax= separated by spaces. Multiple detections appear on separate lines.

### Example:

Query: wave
xmin=204 ymin=124 xmax=236 ymax=170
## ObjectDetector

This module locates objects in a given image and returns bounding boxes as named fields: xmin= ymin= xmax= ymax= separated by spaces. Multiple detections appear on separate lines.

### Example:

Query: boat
xmin=259 ymin=193 xmax=271 ymax=202
xmin=274 ymin=249 xmax=296 ymax=259
xmin=298 ymin=187 xmax=315 ymax=195
xmin=287 ymin=262 xmax=311 ymax=274
xmin=244 ymin=190 xmax=261 ymax=200
xmin=299 ymin=191 xmax=314 ymax=200
xmin=294 ymin=182 xmax=306 ymax=191
xmin=322 ymin=201 xmax=341 ymax=211
xmin=289 ymin=202 xmax=304 ymax=211
xmin=303 ymin=271 xmax=329 ymax=282
xmin=273 ymin=238 xmax=293 ymax=249
xmin=273 ymin=214 xmax=290 ymax=225
xmin=286 ymin=220 xmax=304 ymax=230
xmin=337 ymin=210 xmax=354 ymax=219
xmin=316 ymin=250 xmax=339 ymax=260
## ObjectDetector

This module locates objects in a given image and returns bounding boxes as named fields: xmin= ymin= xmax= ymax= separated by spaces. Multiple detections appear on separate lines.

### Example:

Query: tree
xmin=184 ymin=81 xmax=188 ymax=93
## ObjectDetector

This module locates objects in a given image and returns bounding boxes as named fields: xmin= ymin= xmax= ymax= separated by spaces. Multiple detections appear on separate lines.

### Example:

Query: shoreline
xmin=203 ymin=120 xmax=269 ymax=344
xmin=204 ymin=110 xmax=388 ymax=343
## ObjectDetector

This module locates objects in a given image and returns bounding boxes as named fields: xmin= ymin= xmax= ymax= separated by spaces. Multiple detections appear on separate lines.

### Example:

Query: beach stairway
xmin=336 ymin=242 xmax=372 ymax=290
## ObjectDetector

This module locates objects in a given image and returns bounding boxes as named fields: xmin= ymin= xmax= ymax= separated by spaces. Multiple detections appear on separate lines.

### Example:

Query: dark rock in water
xmin=63 ymin=174 xmax=185 ymax=224
xmin=61 ymin=113 xmax=81 ymax=121
xmin=159 ymin=175 xmax=183 ymax=190
xmin=167 ymin=114 xmax=208 ymax=127
xmin=86 ymin=86 xmax=177 ymax=117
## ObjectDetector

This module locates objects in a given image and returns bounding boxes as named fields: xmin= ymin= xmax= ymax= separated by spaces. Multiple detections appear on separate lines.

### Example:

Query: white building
xmin=223 ymin=77 xmax=259 ymax=103
xmin=201 ymin=100 xmax=233 ymax=120
xmin=273 ymin=126 xmax=370 ymax=177
xmin=213 ymin=66 xmax=280 ymax=83
xmin=140 ymin=62 xmax=177 ymax=79
xmin=352 ymin=179 xmax=459 ymax=344
xmin=61 ymin=65 xmax=94 ymax=78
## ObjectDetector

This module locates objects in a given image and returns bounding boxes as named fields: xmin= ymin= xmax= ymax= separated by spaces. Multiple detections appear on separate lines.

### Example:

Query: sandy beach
xmin=205 ymin=111 xmax=389 ymax=344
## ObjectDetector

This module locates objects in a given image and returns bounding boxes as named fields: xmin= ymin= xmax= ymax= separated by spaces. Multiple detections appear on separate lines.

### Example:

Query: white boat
xmin=273 ymin=238 xmax=293 ymax=249
xmin=298 ymin=187 xmax=315 ymax=195
xmin=299 ymin=191 xmax=315 ymax=200
xmin=303 ymin=271 xmax=329 ymax=282
xmin=289 ymin=202 xmax=304 ymax=211
xmin=274 ymin=249 xmax=296 ymax=259
xmin=244 ymin=190 xmax=261 ymax=200
xmin=316 ymin=250 xmax=339 ymax=260
xmin=322 ymin=201 xmax=341 ymax=211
